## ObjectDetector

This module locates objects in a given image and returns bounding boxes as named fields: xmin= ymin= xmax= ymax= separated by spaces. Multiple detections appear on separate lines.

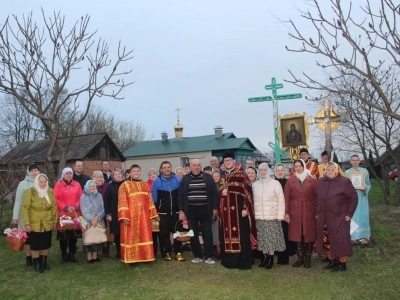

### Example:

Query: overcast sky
xmin=1 ymin=0 xmax=349 ymax=156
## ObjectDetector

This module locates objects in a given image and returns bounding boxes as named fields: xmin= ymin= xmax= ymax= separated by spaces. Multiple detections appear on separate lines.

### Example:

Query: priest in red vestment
xmin=219 ymin=151 xmax=257 ymax=270
xmin=290 ymin=148 xmax=319 ymax=179
xmin=118 ymin=164 xmax=159 ymax=267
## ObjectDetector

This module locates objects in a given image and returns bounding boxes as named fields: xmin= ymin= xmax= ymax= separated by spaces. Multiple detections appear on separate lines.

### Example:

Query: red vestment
xmin=118 ymin=179 xmax=158 ymax=263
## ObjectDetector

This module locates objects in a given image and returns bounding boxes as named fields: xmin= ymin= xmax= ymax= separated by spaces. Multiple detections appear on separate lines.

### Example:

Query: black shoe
xmin=323 ymin=258 xmax=338 ymax=270
xmin=114 ymin=254 xmax=120 ymax=260
xmin=61 ymin=253 xmax=69 ymax=263
xmin=93 ymin=258 xmax=102 ymax=262
xmin=33 ymin=258 xmax=43 ymax=273
xmin=322 ymin=257 xmax=330 ymax=263
xmin=26 ymin=256 xmax=33 ymax=267
xmin=68 ymin=253 xmax=79 ymax=263
xmin=41 ymin=255 xmax=50 ymax=271
xmin=258 ymin=255 xmax=267 ymax=268
xmin=304 ymin=256 xmax=311 ymax=268
xmin=265 ymin=255 xmax=274 ymax=270
xmin=87 ymin=259 xmax=94 ymax=264
xmin=331 ymin=262 xmax=347 ymax=272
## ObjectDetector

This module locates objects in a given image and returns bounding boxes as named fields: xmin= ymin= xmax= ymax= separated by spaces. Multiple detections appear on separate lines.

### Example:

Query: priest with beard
xmin=219 ymin=150 xmax=257 ymax=270
xmin=290 ymin=148 xmax=319 ymax=179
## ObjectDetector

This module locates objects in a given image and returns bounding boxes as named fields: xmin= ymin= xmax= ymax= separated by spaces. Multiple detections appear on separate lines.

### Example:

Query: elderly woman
xmin=54 ymin=167 xmax=83 ymax=263
xmin=81 ymin=180 xmax=107 ymax=263
xmin=93 ymin=170 xmax=109 ymax=257
xmin=22 ymin=174 xmax=57 ymax=273
xmin=104 ymin=168 xmax=125 ymax=260
xmin=246 ymin=166 xmax=258 ymax=185
xmin=274 ymin=164 xmax=296 ymax=265
xmin=284 ymin=159 xmax=317 ymax=268
xmin=12 ymin=163 xmax=40 ymax=266
xmin=252 ymin=163 xmax=285 ymax=269
xmin=316 ymin=162 xmax=358 ymax=272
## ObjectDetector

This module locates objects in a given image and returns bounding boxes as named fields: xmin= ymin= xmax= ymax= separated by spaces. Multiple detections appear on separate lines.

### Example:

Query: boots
xmin=292 ymin=243 xmax=304 ymax=267
xmin=61 ymin=252 xmax=69 ymax=263
xmin=41 ymin=255 xmax=50 ymax=271
xmin=265 ymin=255 xmax=274 ymax=270
xmin=323 ymin=258 xmax=338 ymax=270
xmin=68 ymin=252 xmax=79 ymax=263
xmin=332 ymin=262 xmax=347 ymax=272
xmin=33 ymin=257 xmax=43 ymax=273
xmin=26 ymin=256 xmax=33 ymax=267
xmin=258 ymin=254 xmax=267 ymax=268
xmin=303 ymin=243 xmax=313 ymax=268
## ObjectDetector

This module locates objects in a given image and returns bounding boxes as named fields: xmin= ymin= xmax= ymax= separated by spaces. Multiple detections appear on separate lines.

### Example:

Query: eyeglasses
xmin=223 ymin=158 xmax=234 ymax=162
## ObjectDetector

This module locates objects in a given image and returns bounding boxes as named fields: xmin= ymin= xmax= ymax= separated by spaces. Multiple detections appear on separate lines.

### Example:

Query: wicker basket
xmin=6 ymin=236 xmax=26 ymax=252
xmin=174 ymin=220 xmax=191 ymax=242
xmin=151 ymin=220 xmax=159 ymax=232
xmin=60 ymin=212 xmax=79 ymax=230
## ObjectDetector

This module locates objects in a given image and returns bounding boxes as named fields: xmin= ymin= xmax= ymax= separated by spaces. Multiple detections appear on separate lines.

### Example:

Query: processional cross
xmin=307 ymin=99 xmax=348 ymax=158
xmin=248 ymin=77 xmax=302 ymax=163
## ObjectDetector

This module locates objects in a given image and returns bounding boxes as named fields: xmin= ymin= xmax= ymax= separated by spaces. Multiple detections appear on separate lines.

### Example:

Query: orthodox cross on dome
xmin=307 ymin=99 xmax=348 ymax=158
xmin=248 ymin=77 xmax=302 ymax=163
xmin=175 ymin=108 xmax=181 ymax=123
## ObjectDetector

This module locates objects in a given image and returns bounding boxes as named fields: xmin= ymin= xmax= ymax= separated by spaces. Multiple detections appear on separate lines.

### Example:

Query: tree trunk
xmin=384 ymin=177 xmax=391 ymax=205
xmin=394 ymin=181 xmax=400 ymax=206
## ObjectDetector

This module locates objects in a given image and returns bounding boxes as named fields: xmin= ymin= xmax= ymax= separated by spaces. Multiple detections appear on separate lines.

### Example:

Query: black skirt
xmin=57 ymin=229 xmax=82 ymax=240
xmin=28 ymin=231 xmax=52 ymax=251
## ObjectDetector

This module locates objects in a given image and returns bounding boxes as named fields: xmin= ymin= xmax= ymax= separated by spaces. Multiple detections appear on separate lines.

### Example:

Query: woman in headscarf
xmin=274 ymin=164 xmax=296 ymax=265
xmin=93 ymin=170 xmax=109 ymax=257
xmin=81 ymin=180 xmax=107 ymax=263
xmin=104 ymin=168 xmax=125 ymax=260
xmin=12 ymin=163 xmax=40 ymax=266
xmin=316 ymin=162 xmax=358 ymax=272
xmin=54 ymin=167 xmax=83 ymax=263
xmin=284 ymin=159 xmax=317 ymax=268
xmin=246 ymin=166 xmax=258 ymax=185
xmin=21 ymin=174 xmax=57 ymax=272
xmin=252 ymin=163 xmax=285 ymax=269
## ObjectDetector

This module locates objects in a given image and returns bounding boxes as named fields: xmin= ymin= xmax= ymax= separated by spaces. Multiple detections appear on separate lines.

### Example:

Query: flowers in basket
xmin=4 ymin=228 xmax=28 ymax=240
xmin=73 ymin=216 xmax=88 ymax=233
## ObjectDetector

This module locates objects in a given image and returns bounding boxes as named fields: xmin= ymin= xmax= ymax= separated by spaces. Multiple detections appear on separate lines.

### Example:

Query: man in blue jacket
xmin=152 ymin=161 xmax=184 ymax=262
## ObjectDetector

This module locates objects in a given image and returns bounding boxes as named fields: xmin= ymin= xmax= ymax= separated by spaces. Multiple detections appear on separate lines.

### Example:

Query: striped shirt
xmin=188 ymin=173 xmax=208 ymax=206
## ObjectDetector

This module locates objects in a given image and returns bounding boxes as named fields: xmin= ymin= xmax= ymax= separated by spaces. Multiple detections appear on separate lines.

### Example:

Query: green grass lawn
xmin=1 ymin=180 xmax=399 ymax=300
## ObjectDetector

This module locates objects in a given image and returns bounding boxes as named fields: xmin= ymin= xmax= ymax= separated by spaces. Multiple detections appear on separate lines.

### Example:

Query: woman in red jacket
xmin=54 ymin=167 xmax=83 ymax=263
xmin=284 ymin=159 xmax=317 ymax=268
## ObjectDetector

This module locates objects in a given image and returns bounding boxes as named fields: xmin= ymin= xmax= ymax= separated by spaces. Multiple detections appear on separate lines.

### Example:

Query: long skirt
xmin=256 ymin=220 xmax=285 ymax=252
xmin=276 ymin=221 xmax=296 ymax=258
xmin=28 ymin=231 xmax=52 ymax=251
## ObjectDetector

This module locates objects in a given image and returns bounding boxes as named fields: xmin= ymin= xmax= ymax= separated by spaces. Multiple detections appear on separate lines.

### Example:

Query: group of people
xmin=12 ymin=148 xmax=371 ymax=273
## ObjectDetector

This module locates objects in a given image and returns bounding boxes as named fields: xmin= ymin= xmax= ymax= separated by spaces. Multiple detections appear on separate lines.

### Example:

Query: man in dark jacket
xmin=72 ymin=160 xmax=91 ymax=190
xmin=178 ymin=159 xmax=218 ymax=264
xmin=152 ymin=161 xmax=183 ymax=262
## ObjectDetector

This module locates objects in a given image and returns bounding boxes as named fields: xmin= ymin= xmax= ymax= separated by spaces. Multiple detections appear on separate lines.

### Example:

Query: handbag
xmin=106 ymin=220 xmax=114 ymax=242
xmin=83 ymin=225 xmax=107 ymax=245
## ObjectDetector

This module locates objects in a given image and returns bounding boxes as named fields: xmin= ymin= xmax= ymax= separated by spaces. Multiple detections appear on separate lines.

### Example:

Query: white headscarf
xmin=294 ymin=159 xmax=311 ymax=182
xmin=34 ymin=173 xmax=51 ymax=204
xmin=257 ymin=162 xmax=271 ymax=179
xmin=60 ymin=167 xmax=73 ymax=181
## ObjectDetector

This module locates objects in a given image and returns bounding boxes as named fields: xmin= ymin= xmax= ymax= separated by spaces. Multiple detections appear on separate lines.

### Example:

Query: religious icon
xmin=349 ymin=172 xmax=365 ymax=190
xmin=280 ymin=116 xmax=306 ymax=147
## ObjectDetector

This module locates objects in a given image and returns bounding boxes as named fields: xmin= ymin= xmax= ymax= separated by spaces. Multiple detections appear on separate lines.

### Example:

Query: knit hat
xmin=222 ymin=150 xmax=235 ymax=160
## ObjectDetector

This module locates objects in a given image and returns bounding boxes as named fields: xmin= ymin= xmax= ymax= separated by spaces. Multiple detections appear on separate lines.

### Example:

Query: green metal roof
xmin=123 ymin=132 xmax=256 ymax=157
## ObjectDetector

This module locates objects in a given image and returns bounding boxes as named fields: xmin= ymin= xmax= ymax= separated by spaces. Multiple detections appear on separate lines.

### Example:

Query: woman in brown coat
xmin=316 ymin=162 xmax=358 ymax=272
xmin=284 ymin=159 xmax=317 ymax=268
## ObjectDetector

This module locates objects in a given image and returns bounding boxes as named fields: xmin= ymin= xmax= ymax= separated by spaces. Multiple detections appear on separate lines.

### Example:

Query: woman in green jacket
xmin=22 ymin=173 xmax=57 ymax=273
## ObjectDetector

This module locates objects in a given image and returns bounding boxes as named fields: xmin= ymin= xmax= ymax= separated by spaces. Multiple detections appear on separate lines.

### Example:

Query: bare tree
xmin=284 ymin=0 xmax=400 ymax=120
xmin=0 ymin=95 xmax=44 ymax=154
xmin=62 ymin=105 xmax=147 ymax=152
xmin=0 ymin=10 xmax=133 ymax=182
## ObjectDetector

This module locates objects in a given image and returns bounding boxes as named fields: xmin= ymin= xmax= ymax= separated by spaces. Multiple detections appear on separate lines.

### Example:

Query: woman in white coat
xmin=252 ymin=163 xmax=285 ymax=269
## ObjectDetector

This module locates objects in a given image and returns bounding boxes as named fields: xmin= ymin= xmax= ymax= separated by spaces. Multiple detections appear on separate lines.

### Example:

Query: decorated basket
xmin=174 ymin=220 xmax=192 ymax=242
xmin=151 ymin=220 xmax=159 ymax=232
xmin=6 ymin=236 xmax=26 ymax=252
xmin=59 ymin=212 xmax=79 ymax=230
